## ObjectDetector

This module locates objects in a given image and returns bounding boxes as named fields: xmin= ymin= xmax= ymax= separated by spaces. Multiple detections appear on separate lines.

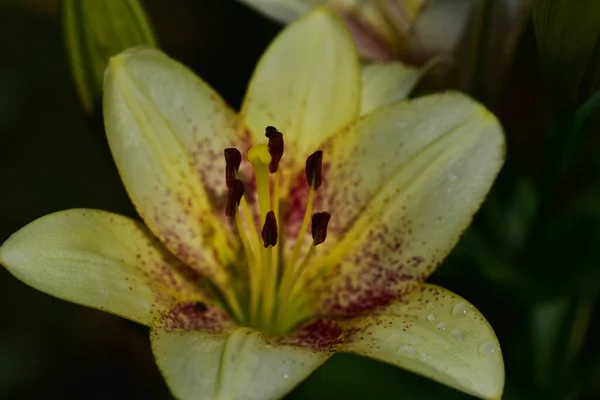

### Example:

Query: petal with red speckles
xmin=340 ymin=284 xmax=504 ymax=400
xmin=104 ymin=47 xmax=246 ymax=288
xmin=151 ymin=326 xmax=330 ymax=400
xmin=0 ymin=209 xmax=205 ymax=326
xmin=302 ymin=92 xmax=504 ymax=316
xmin=240 ymin=9 xmax=360 ymax=165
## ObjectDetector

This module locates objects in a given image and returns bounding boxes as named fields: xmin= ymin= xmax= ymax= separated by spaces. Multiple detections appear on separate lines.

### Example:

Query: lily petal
xmin=306 ymin=92 xmax=504 ymax=316
xmin=152 ymin=326 xmax=330 ymax=400
xmin=103 ymin=47 xmax=242 ymax=287
xmin=360 ymin=62 xmax=422 ymax=115
xmin=240 ymin=9 xmax=360 ymax=162
xmin=237 ymin=0 xmax=316 ymax=24
xmin=340 ymin=284 xmax=504 ymax=399
xmin=0 ymin=209 xmax=203 ymax=325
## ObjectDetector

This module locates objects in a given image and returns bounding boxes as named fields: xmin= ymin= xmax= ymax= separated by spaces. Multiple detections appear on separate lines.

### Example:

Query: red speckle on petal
xmin=281 ymin=319 xmax=343 ymax=352
xmin=157 ymin=302 xmax=231 ymax=333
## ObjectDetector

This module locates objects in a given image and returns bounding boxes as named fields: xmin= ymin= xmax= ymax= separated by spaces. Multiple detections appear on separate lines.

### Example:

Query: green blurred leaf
xmin=533 ymin=214 xmax=600 ymax=297
xmin=530 ymin=280 xmax=600 ymax=399
xmin=533 ymin=0 xmax=600 ymax=109
xmin=483 ymin=173 xmax=539 ymax=253
xmin=560 ymin=89 xmax=600 ymax=175
xmin=62 ymin=0 xmax=158 ymax=114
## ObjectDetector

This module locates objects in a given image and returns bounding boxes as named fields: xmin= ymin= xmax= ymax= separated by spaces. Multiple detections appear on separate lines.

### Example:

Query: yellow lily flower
xmin=0 ymin=9 xmax=505 ymax=400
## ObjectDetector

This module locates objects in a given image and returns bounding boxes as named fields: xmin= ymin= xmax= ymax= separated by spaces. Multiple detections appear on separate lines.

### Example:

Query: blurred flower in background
xmin=238 ymin=0 xmax=533 ymax=104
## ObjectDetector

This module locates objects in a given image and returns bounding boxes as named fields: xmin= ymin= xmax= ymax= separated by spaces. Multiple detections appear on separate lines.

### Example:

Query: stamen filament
xmin=277 ymin=240 xmax=316 ymax=325
xmin=262 ymin=246 xmax=276 ymax=324
xmin=273 ymin=170 xmax=281 ymax=269
xmin=289 ymin=241 xmax=316 ymax=294
xmin=234 ymin=210 xmax=258 ymax=319
xmin=240 ymin=196 xmax=262 ymax=258
xmin=220 ymin=272 xmax=246 ymax=324
xmin=287 ymin=184 xmax=315 ymax=270
xmin=247 ymin=144 xmax=272 ymax=225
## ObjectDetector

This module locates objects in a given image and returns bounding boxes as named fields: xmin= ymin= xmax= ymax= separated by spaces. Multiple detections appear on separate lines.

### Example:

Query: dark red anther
xmin=265 ymin=126 xmax=284 ymax=173
xmin=225 ymin=179 xmax=245 ymax=217
xmin=224 ymin=148 xmax=242 ymax=181
xmin=311 ymin=212 xmax=331 ymax=246
xmin=261 ymin=211 xmax=278 ymax=247
xmin=305 ymin=150 xmax=323 ymax=189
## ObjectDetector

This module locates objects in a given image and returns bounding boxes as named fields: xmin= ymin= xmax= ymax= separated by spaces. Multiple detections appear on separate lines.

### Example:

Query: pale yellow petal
xmin=240 ymin=9 xmax=360 ymax=162
xmin=293 ymin=92 xmax=504 ymax=316
xmin=237 ymin=0 xmax=317 ymax=23
xmin=152 ymin=326 xmax=330 ymax=400
xmin=412 ymin=0 xmax=475 ymax=56
xmin=340 ymin=284 xmax=504 ymax=399
xmin=103 ymin=47 xmax=243 ymax=287
xmin=0 ymin=209 xmax=203 ymax=325
xmin=360 ymin=61 xmax=421 ymax=115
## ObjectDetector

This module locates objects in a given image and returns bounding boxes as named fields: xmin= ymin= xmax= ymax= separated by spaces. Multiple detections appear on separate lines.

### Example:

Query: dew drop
xmin=284 ymin=374 xmax=289 ymax=379
xmin=264 ymin=345 xmax=273 ymax=349
xmin=427 ymin=314 xmax=436 ymax=322
xmin=450 ymin=329 xmax=465 ymax=341
xmin=445 ymin=187 xmax=453 ymax=194
xmin=436 ymin=322 xmax=447 ymax=331
xmin=449 ymin=173 xmax=458 ymax=181
xmin=452 ymin=302 xmax=470 ymax=317
xmin=398 ymin=344 xmax=416 ymax=355
xmin=426 ymin=301 xmax=434 ymax=309
xmin=479 ymin=341 xmax=499 ymax=355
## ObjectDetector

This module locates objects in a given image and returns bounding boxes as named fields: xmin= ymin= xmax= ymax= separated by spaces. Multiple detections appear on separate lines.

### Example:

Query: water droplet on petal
xmin=450 ymin=329 xmax=465 ymax=341
xmin=479 ymin=340 xmax=499 ymax=355
xmin=427 ymin=314 xmax=436 ymax=322
xmin=436 ymin=323 xmax=447 ymax=331
xmin=452 ymin=302 xmax=470 ymax=317
xmin=398 ymin=344 xmax=416 ymax=355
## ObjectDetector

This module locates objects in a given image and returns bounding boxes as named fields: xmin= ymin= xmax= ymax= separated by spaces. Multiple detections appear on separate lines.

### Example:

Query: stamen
xmin=282 ymin=212 xmax=331 ymax=313
xmin=261 ymin=211 xmax=278 ymax=323
xmin=265 ymin=126 xmax=284 ymax=174
xmin=226 ymin=179 xmax=255 ymax=263
xmin=311 ymin=212 xmax=331 ymax=245
xmin=265 ymin=126 xmax=284 ymax=268
xmin=224 ymin=148 xmax=242 ymax=181
xmin=225 ymin=179 xmax=245 ymax=217
xmin=247 ymin=144 xmax=272 ymax=224
xmin=223 ymin=148 xmax=261 ymax=260
xmin=261 ymin=211 xmax=278 ymax=247
xmin=305 ymin=150 xmax=323 ymax=189
xmin=287 ymin=150 xmax=323 ymax=269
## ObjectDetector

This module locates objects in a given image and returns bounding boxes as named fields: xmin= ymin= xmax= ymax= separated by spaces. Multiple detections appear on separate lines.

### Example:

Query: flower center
xmin=223 ymin=126 xmax=331 ymax=336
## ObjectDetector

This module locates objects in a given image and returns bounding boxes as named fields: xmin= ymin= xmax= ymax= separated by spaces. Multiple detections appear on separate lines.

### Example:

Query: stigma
xmin=222 ymin=126 xmax=330 ymax=335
